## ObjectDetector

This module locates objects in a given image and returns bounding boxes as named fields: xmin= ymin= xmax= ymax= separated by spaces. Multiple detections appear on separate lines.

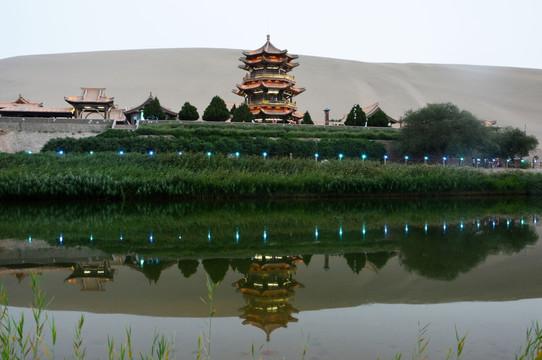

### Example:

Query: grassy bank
xmin=0 ymin=152 xmax=541 ymax=199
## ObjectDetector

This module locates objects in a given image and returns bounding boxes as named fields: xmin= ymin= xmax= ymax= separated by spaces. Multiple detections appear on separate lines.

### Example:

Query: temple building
xmin=124 ymin=92 xmax=178 ymax=123
xmin=234 ymin=255 xmax=303 ymax=342
xmin=0 ymin=94 xmax=73 ymax=118
xmin=65 ymin=88 xmax=114 ymax=119
xmin=233 ymin=35 xmax=305 ymax=123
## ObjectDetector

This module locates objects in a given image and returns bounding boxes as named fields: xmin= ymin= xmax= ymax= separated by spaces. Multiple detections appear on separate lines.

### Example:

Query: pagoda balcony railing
xmin=248 ymin=99 xmax=297 ymax=107
xmin=244 ymin=73 xmax=295 ymax=82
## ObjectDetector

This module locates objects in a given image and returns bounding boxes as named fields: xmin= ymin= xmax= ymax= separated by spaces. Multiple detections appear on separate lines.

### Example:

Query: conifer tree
xmin=143 ymin=97 xmax=166 ymax=120
xmin=344 ymin=104 xmax=366 ymax=126
xmin=231 ymin=103 xmax=255 ymax=122
xmin=202 ymin=96 xmax=230 ymax=121
xmin=178 ymin=101 xmax=199 ymax=120
xmin=302 ymin=111 xmax=314 ymax=125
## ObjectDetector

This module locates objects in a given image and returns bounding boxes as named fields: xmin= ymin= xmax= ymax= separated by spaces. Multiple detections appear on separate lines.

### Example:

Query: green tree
xmin=302 ymin=111 xmax=314 ymax=125
xmin=202 ymin=96 xmax=230 ymax=121
xmin=344 ymin=104 xmax=366 ymax=126
xmin=143 ymin=97 xmax=166 ymax=120
xmin=178 ymin=101 xmax=199 ymax=120
xmin=367 ymin=108 xmax=390 ymax=127
xmin=496 ymin=126 xmax=538 ymax=159
xmin=229 ymin=104 xmax=237 ymax=116
xmin=395 ymin=103 xmax=492 ymax=158
xmin=231 ymin=103 xmax=255 ymax=122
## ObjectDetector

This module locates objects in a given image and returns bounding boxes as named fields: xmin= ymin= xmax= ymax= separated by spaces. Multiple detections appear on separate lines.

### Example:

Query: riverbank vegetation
xmin=1 ymin=152 xmax=541 ymax=200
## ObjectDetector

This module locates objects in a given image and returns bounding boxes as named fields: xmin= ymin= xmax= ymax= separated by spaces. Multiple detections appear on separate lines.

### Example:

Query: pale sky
xmin=2 ymin=0 xmax=542 ymax=69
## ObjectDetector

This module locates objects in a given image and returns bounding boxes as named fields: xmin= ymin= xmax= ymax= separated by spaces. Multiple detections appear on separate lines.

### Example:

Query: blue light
xmin=263 ymin=227 xmax=267 ymax=243
xmin=405 ymin=222 xmax=409 ymax=234
xmin=207 ymin=230 xmax=211 ymax=243
xmin=460 ymin=157 xmax=464 ymax=161
xmin=384 ymin=223 xmax=388 ymax=236
xmin=235 ymin=228 xmax=240 ymax=243
xmin=120 ymin=233 xmax=123 ymax=242
xmin=362 ymin=223 xmax=366 ymax=237
xmin=118 ymin=150 xmax=124 ymax=155
xmin=424 ymin=156 xmax=429 ymax=161
xmin=149 ymin=232 xmax=153 ymax=243
xmin=460 ymin=220 xmax=464 ymax=230
xmin=424 ymin=221 xmax=428 ymax=234
xmin=507 ymin=218 xmax=510 ymax=228
xmin=314 ymin=153 xmax=319 ymax=159
xmin=361 ymin=154 xmax=367 ymax=161
xmin=314 ymin=226 xmax=319 ymax=240
xmin=384 ymin=155 xmax=388 ymax=159
xmin=28 ymin=234 xmax=32 ymax=243
xmin=57 ymin=150 xmax=64 ymax=155
xmin=89 ymin=151 xmax=94 ymax=155
xmin=178 ymin=151 xmax=183 ymax=156
xmin=521 ymin=218 xmax=525 ymax=227
xmin=404 ymin=155 xmax=409 ymax=160
xmin=59 ymin=232 xmax=63 ymax=245
xmin=140 ymin=259 xmax=144 ymax=267
xmin=492 ymin=219 xmax=496 ymax=229
xmin=477 ymin=220 xmax=480 ymax=230
xmin=27 ymin=150 xmax=32 ymax=155
xmin=338 ymin=153 xmax=344 ymax=160
xmin=207 ymin=151 xmax=212 ymax=157
xmin=535 ymin=217 xmax=538 ymax=225
xmin=339 ymin=226 xmax=343 ymax=239
xmin=178 ymin=235 xmax=182 ymax=241
xmin=443 ymin=221 xmax=447 ymax=233
xmin=235 ymin=152 xmax=240 ymax=158
xmin=443 ymin=156 xmax=447 ymax=161
xmin=90 ymin=234 xmax=93 ymax=242
xmin=262 ymin=152 xmax=268 ymax=158
xmin=148 ymin=150 xmax=154 ymax=156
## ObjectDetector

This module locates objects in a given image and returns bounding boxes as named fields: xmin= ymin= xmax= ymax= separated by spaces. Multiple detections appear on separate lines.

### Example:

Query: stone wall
xmin=0 ymin=117 xmax=113 ymax=132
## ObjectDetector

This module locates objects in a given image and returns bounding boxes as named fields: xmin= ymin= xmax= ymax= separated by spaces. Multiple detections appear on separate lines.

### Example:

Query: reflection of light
xmin=263 ymin=228 xmax=267 ymax=243
xmin=28 ymin=234 xmax=32 ymax=243
xmin=208 ymin=230 xmax=211 ymax=243
xmin=178 ymin=235 xmax=182 ymax=241
xmin=507 ymin=218 xmax=510 ymax=228
xmin=140 ymin=259 xmax=144 ymax=267
xmin=362 ymin=223 xmax=366 ymax=237
xmin=384 ymin=223 xmax=388 ymax=236
xmin=460 ymin=220 xmax=464 ymax=230
xmin=149 ymin=232 xmax=153 ymax=243
xmin=90 ymin=234 xmax=93 ymax=242
xmin=443 ymin=221 xmax=447 ymax=234
xmin=339 ymin=226 xmax=343 ymax=239
xmin=120 ymin=233 xmax=123 ymax=242
xmin=535 ymin=217 xmax=538 ymax=225
xmin=477 ymin=220 xmax=480 ymax=230
xmin=405 ymin=222 xmax=409 ymax=234
xmin=314 ymin=226 xmax=319 ymax=240
xmin=492 ymin=219 xmax=496 ymax=229
xmin=59 ymin=232 xmax=63 ymax=245
xmin=521 ymin=218 xmax=525 ymax=227
xmin=424 ymin=221 xmax=428 ymax=234
xmin=235 ymin=228 xmax=240 ymax=243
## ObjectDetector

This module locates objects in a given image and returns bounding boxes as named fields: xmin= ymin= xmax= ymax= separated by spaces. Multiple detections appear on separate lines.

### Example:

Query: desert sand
xmin=0 ymin=47 xmax=541 ymax=145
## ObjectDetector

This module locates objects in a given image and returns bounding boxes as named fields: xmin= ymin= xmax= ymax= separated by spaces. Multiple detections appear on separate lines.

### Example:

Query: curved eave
xmin=290 ymin=87 xmax=306 ymax=95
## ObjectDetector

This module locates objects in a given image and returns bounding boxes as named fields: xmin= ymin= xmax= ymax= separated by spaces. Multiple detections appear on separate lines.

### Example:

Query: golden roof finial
xmin=267 ymin=34 xmax=270 ymax=42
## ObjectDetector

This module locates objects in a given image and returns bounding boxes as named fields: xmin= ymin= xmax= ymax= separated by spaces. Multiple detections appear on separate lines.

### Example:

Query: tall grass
xmin=0 ymin=152 xmax=540 ymax=199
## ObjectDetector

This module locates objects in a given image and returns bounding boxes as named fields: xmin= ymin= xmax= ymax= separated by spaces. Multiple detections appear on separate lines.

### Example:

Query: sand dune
xmin=0 ymin=48 xmax=541 ymax=142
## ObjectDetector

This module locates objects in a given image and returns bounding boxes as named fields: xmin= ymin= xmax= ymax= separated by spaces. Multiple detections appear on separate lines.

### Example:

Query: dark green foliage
xmin=178 ymin=259 xmax=199 ymax=278
xmin=231 ymin=104 xmax=255 ymax=123
xmin=367 ymin=109 xmax=390 ymax=127
xmin=302 ymin=111 xmax=314 ymax=125
xmin=143 ymin=97 xmax=166 ymax=120
xmin=202 ymin=96 xmax=230 ymax=121
xmin=178 ymin=102 xmax=199 ymax=121
xmin=229 ymin=104 xmax=237 ymax=116
xmin=344 ymin=104 xmax=366 ymax=126
xmin=495 ymin=126 xmax=538 ymax=159
xmin=396 ymin=103 xmax=494 ymax=158
xmin=202 ymin=258 xmax=230 ymax=284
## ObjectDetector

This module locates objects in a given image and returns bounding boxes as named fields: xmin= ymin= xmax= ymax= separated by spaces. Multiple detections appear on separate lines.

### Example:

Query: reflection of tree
xmin=367 ymin=252 xmax=394 ymax=269
xmin=124 ymin=255 xmax=176 ymax=284
xmin=230 ymin=258 xmax=253 ymax=274
xmin=344 ymin=253 xmax=366 ymax=274
xmin=399 ymin=220 xmax=538 ymax=281
xmin=234 ymin=255 xmax=303 ymax=342
xmin=202 ymin=258 xmax=230 ymax=284
xmin=177 ymin=259 xmax=199 ymax=278
xmin=301 ymin=254 xmax=312 ymax=267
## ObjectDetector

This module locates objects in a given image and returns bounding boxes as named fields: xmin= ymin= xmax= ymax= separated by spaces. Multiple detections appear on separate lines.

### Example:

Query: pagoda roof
xmin=65 ymin=88 xmax=114 ymax=104
xmin=243 ymin=35 xmax=291 ymax=57
xmin=236 ymin=80 xmax=292 ymax=91
xmin=0 ymin=94 xmax=43 ymax=108
xmin=124 ymin=92 xmax=178 ymax=117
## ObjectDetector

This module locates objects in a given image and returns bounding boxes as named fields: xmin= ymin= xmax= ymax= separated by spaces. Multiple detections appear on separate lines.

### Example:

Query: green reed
xmin=0 ymin=152 xmax=540 ymax=199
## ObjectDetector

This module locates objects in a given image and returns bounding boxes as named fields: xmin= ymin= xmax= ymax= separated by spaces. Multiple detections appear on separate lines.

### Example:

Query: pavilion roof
xmin=124 ymin=92 xmax=178 ymax=116
xmin=243 ymin=35 xmax=289 ymax=57
xmin=65 ymin=88 xmax=114 ymax=104
xmin=0 ymin=94 xmax=42 ymax=108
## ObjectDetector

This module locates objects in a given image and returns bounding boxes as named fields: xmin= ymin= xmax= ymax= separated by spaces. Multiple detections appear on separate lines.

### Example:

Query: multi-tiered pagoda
xmin=234 ymin=35 xmax=305 ymax=123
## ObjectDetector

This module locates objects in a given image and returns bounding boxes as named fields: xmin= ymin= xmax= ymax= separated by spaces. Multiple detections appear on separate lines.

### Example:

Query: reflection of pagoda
xmin=234 ymin=255 xmax=303 ymax=342
xmin=234 ymin=35 xmax=306 ymax=123
xmin=124 ymin=255 xmax=176 ymax=285
xmin=65 ymin=261 xmax=115 ymax=291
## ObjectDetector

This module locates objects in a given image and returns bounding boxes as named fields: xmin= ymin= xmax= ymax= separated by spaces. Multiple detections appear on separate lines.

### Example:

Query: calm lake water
xmin=1 ymin=199 xmax=542 ymax=359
